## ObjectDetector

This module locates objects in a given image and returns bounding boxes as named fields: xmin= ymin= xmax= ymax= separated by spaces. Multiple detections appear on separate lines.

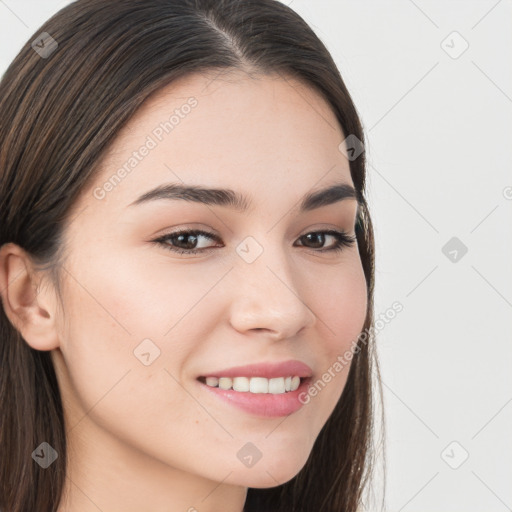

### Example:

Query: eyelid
xmin=151 ymin=226 xmax=356 ymax=256
xmin=152 ymin=227 xmax=220 ymax=244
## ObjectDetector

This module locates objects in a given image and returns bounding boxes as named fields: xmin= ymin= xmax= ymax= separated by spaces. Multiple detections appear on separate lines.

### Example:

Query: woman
xmin=0 ymin=0 xmax=384 ymax=510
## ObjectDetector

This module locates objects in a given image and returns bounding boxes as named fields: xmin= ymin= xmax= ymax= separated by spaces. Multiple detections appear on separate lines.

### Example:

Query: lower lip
xmin=197 ymin=377 xmax=312 ymax=418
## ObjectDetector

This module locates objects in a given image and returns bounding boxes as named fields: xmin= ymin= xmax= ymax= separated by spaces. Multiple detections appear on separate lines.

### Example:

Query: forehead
xmin=80 ymin=70 xmax=354 ymax=216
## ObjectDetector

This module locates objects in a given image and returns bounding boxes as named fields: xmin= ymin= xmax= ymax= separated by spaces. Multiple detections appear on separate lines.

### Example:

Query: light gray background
xmin=1 ymin=1 xmax=511 ymax=511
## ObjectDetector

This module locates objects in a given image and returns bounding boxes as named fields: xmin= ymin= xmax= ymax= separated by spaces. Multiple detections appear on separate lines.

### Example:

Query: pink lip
xmin=197 ymin=376 xmax=312 ymax=417
xmin=199 ymin=359 xmax=313 ymax=379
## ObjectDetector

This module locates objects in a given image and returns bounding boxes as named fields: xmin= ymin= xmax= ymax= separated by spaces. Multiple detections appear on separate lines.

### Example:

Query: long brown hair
xmin=0 ymin=1 xmax=384 ymax=510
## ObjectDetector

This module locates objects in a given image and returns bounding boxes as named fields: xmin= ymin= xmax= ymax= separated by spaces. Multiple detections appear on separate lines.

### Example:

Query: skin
xmin=0 ymin=70 xmax=367 ymax=512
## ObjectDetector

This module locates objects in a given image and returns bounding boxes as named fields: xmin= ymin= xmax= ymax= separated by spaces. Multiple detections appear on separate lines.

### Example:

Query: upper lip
xmin=199 ymin=359 xmax=313 ymax=379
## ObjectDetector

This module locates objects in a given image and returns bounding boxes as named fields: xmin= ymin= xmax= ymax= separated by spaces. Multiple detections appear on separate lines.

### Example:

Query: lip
xmin=197 ymin=376 xmax=312 ymax=417
xmin=198 ymin=359 xmax=313 ymax=379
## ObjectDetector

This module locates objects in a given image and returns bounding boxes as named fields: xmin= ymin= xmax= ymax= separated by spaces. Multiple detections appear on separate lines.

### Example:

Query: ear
xmin=0 ymin=242 xmax=60 ymax=351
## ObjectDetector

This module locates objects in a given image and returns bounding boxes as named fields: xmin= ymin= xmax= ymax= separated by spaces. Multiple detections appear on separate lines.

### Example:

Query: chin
xmin=233 ymin=452 xmax=309 ymax=489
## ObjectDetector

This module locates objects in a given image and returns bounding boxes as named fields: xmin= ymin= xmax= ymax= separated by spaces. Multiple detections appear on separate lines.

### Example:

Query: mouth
xmin=194 ymin=359 xmax=314 ymax=417
xmin=197 ymin=375 xmax=310 ymax=395
xmin=196 ymin=375 xmax=313 ymax=417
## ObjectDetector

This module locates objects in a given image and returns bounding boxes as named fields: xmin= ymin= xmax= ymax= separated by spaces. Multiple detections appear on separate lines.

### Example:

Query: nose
xmin=228 ymin=244 xmax=317 ymax=341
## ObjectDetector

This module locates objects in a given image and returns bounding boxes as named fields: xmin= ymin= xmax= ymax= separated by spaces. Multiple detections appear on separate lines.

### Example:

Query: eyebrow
xmin=127 ymin=181 xmax=360 ymax=212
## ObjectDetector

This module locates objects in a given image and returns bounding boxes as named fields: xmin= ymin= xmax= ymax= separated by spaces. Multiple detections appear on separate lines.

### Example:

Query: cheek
xmin=297 ymin=256 xmax=367 ymax=418
xmin=55 ymin=248 xmax=227 ymax=420
xmin=55 ymin=266 xmax=214 ymax=466
xmin=308 ymin=255 xmax=368 ymax=357
xmin=62 ymin=241 xmax=225 ymax=340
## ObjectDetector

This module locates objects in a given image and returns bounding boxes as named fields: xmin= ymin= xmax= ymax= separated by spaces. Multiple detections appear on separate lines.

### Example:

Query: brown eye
xmin=152 ymin=228 xmax=356 ymax=256
xmin=153 ymin=229 xmax=221 ymax=255
xmin=296 ymin=230 xmax=356 ymax=252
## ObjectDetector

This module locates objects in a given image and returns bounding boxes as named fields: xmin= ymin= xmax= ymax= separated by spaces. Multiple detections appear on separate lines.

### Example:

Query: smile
xmin=198 ymin=375 xmax=302 ymax=394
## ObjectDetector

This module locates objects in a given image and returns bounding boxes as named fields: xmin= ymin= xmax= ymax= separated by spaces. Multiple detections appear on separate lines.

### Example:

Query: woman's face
xmin=51 ymin=71 xmax=367 ymax=493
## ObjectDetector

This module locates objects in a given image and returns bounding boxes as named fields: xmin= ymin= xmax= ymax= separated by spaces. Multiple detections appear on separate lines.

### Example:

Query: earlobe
xmin=0 ymin=243 xmax=60 ymax=351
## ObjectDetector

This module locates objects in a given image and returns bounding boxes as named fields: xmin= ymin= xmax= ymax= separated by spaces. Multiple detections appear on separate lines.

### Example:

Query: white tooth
xmin=218 ymin=377 xmax=233 ymax=390
xmin=268 ymin=377 xmax=286 ymax=394
xmin=206 ymin=375 xmax=299 ymax=393
xmin=249 ymin=377 xmax=269 ymax=393
xmin=205 ymin=376 xmax=219 ymax=387
xmin=233 ymin=377 xmax=250 ymax=392
xmin=290 ymin=376 xmax=301 ymax=391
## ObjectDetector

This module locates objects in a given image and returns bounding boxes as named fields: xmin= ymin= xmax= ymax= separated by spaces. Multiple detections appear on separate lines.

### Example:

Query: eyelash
xmin=152 ymin=228 xmax=356 ymax=255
